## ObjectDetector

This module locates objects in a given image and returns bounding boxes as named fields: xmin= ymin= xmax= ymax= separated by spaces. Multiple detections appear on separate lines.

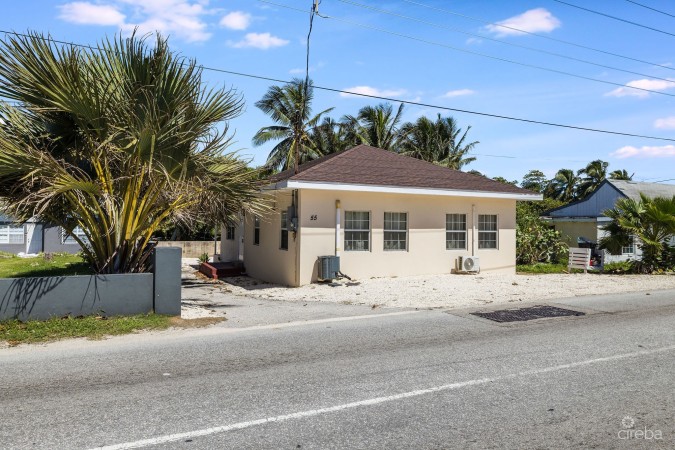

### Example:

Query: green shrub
xmin=198 ymin=252 xmax=210 ymax=264
xmin=602 ymin=261 xmax=634 ymax=274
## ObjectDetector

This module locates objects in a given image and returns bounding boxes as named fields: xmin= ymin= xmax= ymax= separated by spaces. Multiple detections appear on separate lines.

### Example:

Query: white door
xmin=25 ymin=223 xmax=43 ymax=254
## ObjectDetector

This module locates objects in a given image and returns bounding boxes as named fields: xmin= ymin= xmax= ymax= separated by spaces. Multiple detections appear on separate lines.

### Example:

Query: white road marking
xmin=92 ymin=343 xmax=675 ymax=450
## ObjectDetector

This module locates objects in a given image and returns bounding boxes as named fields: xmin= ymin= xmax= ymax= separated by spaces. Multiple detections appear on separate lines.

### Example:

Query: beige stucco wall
xmin=297 ymin=189 xmax=517 ymax=286
xmin=242 ymin=191 xmax=298 ymax=286
xmin=551 ymin=220 xmax=599 ymax=247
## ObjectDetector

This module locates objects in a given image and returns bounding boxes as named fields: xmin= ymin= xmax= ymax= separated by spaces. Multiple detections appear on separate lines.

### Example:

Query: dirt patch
xmin=169 ymin=317 xmax=226 ymax=328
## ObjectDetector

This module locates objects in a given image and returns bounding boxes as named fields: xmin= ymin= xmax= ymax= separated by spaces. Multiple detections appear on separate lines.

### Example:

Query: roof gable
xmin=270 ymin=145 xmax=536 ymax=197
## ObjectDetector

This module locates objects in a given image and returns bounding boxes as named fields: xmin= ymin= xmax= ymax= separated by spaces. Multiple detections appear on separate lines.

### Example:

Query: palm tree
xmin=253 ymin=78 xmax=333 ymax=172
xmin=609 ymin=169 xmax=633 ymax=180
xmin=398 ymin=115 xmax=478 ymax=169
xmin=577 ymin=159 xmax=608 ymax=199
xmin=0 ymin=32 xmax=265 ymax=274
xmin=308 ymin=117 xmax=352 ymax=157
xmin=545 ymin=169 xmax=580 ymax=202
xmin=600 ymin=194 xmax=675 ymax=272
xmin=342 ymin=103 xmax=405 ymax=150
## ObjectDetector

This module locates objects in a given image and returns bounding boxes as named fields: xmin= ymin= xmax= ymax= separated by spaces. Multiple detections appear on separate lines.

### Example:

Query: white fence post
xmin=568 ymin=247 xmax=592 ymax=273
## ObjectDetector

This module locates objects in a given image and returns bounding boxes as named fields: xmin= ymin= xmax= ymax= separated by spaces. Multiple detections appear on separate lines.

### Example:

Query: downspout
xmin=294 ymin=190 xmax=301 ymax=287
xmin=471 ymin=203 xmax=476 ymax=257
xmin=335 ymin=199 xmax=341 ymax=257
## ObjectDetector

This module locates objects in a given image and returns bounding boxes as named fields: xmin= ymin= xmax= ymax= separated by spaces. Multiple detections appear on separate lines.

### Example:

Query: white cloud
xmin=58 ymin=2 xmax=126 ymax=26
xmin=220 ymin=11 xmax=251 ymax=30
xmin=654 ymin=116 xmax=675 ymax=129
xmin=442 ymin=89 xmax=474 ymax=98
xmin=485 ymin=8 xmax=561 ymax=37
xmin=612 ymin=145 xmax=675 ymax=159
xmin=228 ymin=32 xmax=289 ymax=49
xmin=605 ymin=78 xmax=675 ymax=98
xmin=58 ymin=0 xmax=212 ymax=42
xmin=340 ymin=86 xmax=407 ymax=98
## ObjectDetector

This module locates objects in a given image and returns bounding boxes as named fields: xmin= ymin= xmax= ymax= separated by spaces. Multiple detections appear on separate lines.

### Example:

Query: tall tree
xmin=609 ymin=169 xmax=633 ymax=180
xmin=308 ymin=117 xmax=352 ymax=156
xmin=398 ymin=114 xmax=478 ymax=169
xmin=0 ymin=32 xmax=265 ymax=274
xmin=521 ymin=169 xmax=548 ymax=193
xmin=342 ymin=103 xmax=405 ymax=150
xmin=577 ymin=159 xmax=608 ymax=198
xmin=253 ymin=78 xmax=333 ymax=172
xmin=545 ymin=169 xmax=580 ymax=202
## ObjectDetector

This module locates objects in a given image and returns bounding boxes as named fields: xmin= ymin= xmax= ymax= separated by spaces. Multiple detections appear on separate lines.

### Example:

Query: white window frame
xmin=253 ymin=217 xmax=260 ymax=246
xmin=344 ymin=211 xmax=371 ymax=251
xmin=478 ymin=214 xmax=498 ymax=249
xmin=225 ymin=226 xmax=235 ymax=241
xmin=280 ymin=211 xmax=289 ymax=250
xmin=621 ymin=236 xmax=635 ymax=255
xmin=383 ymin=212 xmax=408 ymax=251
xmin=62 ymin=226 xmax=88 ymax=245
xmin=0 ymin=224 xmax=25 ymax=245
xmin=445 ymin=214 xmax=467 ymax=250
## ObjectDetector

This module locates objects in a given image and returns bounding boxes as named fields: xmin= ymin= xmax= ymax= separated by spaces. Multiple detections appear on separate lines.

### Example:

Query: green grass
xmin=1 ymin=314 xmax=174 ymax=345
xmin=0 ymin=253 xmax=93 ymax=278
xmin=517 ymin=263 xmax=569 ymax=274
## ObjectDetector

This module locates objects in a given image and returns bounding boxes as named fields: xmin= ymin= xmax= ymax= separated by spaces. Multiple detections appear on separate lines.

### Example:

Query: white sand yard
xmin=220 ymin=272 xmax=675 ymax=310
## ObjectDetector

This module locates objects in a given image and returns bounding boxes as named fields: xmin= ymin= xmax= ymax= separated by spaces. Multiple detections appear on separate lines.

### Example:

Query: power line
xmin=400 ymin=0 xmax=675 ymax=73
xmin=260 ymin=0 xmax=675 ymax=98
xmin=338 ymin=0 xmax=675 ymax=86
xmin=1 ymin=29 xmax=675 ymax=144
xmin=553 ymin=0 xmax=675 ymax=38
xmin=625 ymin=0 xmax=675 ymax=19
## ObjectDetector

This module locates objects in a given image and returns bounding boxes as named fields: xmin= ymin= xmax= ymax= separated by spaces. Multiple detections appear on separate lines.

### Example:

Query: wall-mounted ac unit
xmin=458 ymin=256 xmax=480 ymax=273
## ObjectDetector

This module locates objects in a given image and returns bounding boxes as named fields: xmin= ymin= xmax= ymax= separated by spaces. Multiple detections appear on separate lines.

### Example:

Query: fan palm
xmin=600 ymin=194 xmax=675 ymax=272
xmin=0 ymin=32 xmax=266 ymax=274
xmin=342 ymin=103 xmax=405 ymax=150
xmin=253 ymin=78 xmax=333 ymax=172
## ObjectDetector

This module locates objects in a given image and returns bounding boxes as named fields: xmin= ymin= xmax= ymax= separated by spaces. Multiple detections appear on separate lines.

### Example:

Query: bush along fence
xmin=0 ymin=247 xmax=181 ymax=321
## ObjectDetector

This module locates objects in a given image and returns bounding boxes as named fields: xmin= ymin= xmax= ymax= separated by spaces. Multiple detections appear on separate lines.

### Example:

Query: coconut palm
xmin=545 ymin=169 xmax=580 ymax=202
xmin=342 ymin=103 xmax=405 ymax=150
xmin=600 ymin=194 xmax=675 ymax=272
xmin=253 ymin=78 xmax=333 ymax=172
xmin=577 ymin=159 xmax=608 ymax=199
xmin=609 ymin=169 xmax=633 ymax=180
xmin=398 ymin=114 xmax=478 ymax=169
xmin=0 ymin=32 xmax=265 ymax=274
xmin=308 ymin=117 xmax=353 ymax=157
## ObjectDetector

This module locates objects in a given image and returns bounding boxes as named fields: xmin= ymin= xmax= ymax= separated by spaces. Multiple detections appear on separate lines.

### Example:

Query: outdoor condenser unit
xmin=318 ymin=255 xmax=340 ymax=281
xmin=458 ymin=256 xmax=480 ymax=273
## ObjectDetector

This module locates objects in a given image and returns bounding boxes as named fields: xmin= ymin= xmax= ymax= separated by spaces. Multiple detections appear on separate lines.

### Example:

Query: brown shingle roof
xmin=269 ymin=145 xmax=535 ymax=196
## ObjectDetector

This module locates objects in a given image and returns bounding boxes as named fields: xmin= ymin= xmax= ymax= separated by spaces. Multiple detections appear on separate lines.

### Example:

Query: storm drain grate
xmin=471 ymin=305 xmax=585 ymax=323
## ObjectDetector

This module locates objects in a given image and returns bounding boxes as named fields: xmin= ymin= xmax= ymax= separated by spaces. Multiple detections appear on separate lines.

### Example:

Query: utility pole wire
xmin=1 ymin=29 xmax=675 ymax=143
xmin=554 ymin=0 xmax=675 ymax=38
xmin=258 ymin=0 xmax=675 ymax=99
xmin=625 ymin=0 xmax=675 ymax=19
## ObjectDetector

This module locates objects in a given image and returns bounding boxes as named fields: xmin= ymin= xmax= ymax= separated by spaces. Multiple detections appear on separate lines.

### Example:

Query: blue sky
xmin=3 ymin=0 xmax=675 ymax=184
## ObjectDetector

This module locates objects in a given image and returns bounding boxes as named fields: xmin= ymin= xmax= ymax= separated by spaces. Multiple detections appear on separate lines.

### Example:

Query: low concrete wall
xmin=0 ymin=247 xmax=181 ymax=321
xmin=156 ymin=241 xmax=219 ymax=258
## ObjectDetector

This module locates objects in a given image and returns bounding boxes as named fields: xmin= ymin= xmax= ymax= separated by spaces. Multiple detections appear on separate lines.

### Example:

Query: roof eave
xmin=273 ymin=180 xmax=541 ymax=201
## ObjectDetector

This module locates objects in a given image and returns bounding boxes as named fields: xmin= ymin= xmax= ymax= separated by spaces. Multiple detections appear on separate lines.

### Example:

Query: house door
xmin=25 ymin=223 xmax=43 ymax=254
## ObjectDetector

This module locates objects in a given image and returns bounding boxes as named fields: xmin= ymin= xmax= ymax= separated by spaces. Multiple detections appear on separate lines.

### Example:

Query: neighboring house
xmin=0 ymin=212 xmax=84 ymax=255
xmin=542 ymin=179 xmax=675 ymax=264
xmin=221 ymin=145 xmax=541 ymax=286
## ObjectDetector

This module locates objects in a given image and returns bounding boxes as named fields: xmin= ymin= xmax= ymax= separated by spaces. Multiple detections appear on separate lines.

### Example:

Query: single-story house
xmin=221 ymin=145 xmax=541 ymax=286
xmin=542 ymin=179 xmax=675 ymax=264
xmin=0 ymin=212 xmax=84 ymax=255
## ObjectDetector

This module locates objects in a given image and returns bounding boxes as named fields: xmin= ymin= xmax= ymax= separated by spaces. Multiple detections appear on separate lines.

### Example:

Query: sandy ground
xmin=181 ymin=259 xmax=675 ymax=313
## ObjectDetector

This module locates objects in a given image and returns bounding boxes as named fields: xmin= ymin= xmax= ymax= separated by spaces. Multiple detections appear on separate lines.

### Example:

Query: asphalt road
xmin=2 ymin=290 xmax=675 ymax=449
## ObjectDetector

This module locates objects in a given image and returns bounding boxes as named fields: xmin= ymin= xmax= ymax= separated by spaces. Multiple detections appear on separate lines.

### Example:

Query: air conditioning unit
xmin=457 ymin=256 xmax=480 ymax=273
xmin=318 ymin=255 xmax=340 ymax=281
